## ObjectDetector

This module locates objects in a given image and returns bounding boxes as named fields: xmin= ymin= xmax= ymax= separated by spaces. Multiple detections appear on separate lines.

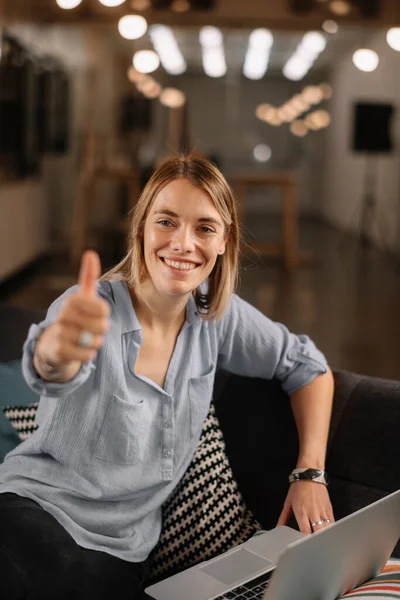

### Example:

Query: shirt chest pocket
xmin=188 ymin=367 xmax=215 ymax=440
xmin=94 ymin=395 xmax=150 ymax=465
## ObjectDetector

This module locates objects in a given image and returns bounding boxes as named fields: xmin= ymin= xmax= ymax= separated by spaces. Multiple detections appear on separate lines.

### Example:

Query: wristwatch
xmin=289 ymin=468 xmax=329 ymax=486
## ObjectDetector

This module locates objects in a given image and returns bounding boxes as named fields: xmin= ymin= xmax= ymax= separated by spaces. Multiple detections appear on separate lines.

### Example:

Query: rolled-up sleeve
xmin=217 ymin=294 xmax=327 ymax=395
xmin=22 ymin=286 xmax=96 ymax=398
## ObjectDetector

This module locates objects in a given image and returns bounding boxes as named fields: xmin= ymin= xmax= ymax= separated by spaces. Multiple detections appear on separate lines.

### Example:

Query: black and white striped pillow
xmin=148 ymin=403 xmax=262 ymax=582
xmin=3 ymin=403 xmax=39 ymax=441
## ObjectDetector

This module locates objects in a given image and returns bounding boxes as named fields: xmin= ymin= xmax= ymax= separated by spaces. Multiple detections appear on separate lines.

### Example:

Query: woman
xmin=0 ymin=153 xmax=334 ymax=600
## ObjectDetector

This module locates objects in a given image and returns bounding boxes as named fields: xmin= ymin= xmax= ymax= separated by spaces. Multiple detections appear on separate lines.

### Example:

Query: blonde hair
xmin=101 ymin=152 xmax=240 ymax=320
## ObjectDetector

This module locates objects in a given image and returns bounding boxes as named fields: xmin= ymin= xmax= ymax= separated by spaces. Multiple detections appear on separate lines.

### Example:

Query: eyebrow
xmin=153 ymin=209 xmax=222 ymax=227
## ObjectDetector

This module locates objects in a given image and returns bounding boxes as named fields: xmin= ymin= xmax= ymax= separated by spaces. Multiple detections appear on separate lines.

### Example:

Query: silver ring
xmin=79 ymin=331 xmax=93 ymax=348
xmin=311 ymin=518 xmax=331 ymax=528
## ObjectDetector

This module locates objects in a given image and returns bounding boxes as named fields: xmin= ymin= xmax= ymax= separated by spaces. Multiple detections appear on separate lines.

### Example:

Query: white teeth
xmin=164 ymin=258 xmax=197 ymax=271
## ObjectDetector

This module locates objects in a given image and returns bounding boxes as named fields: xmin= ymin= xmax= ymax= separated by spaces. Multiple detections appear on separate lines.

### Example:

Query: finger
xmin=295 ymin=512 xmax=312 ymax=535
xmin=61 ymin=325 xmax=105 ymax=351
xmin=62 ymin=294 xmax=110 ymax=319
xmin=277 ymin=501 xmax=292 ymax=527
xmin=78 ymin=250 xmax=101 ymax=298
xmin=59 ymin=312 xmax=109 ymax=336
xmin=54 ymin=342 xmax=97 ymax=365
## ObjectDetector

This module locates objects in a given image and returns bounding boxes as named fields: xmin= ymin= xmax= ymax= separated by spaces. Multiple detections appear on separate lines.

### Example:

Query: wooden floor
xmin=1 ymin=217 xmax=400 ymax=381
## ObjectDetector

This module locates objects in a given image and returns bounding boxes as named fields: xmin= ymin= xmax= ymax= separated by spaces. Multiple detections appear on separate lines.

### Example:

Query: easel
xmin=70 ymin=131 xmax=140 ymax=267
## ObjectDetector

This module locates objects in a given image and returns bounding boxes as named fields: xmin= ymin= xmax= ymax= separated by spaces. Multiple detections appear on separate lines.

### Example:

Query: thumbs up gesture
xmin=34 ymin=251 xmax=110 ymax=380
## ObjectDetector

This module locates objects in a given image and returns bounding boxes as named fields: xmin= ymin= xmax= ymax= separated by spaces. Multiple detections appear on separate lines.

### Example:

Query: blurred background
xmin=1 ymin=0 xmax=400 ymax=379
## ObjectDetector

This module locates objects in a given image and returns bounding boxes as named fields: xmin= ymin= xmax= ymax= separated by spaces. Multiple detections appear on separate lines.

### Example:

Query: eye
xmin=199 ymin=226 xmax=216 ymax=234
xmin=157 ymin=219 xmax=174 ymax=227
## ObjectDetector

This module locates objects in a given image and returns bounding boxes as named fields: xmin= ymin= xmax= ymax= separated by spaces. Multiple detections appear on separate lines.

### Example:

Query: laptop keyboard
xmin=214 ymin=570 xmax=272 ymax=599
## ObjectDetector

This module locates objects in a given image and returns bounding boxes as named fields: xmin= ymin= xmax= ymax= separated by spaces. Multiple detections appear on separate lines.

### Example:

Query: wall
xmin=140 ymin=72 xmax=329 ymax=216
xmin=320 ymin=30 xmax=400 ymax=253
xmin=0 ymin=22 xmax=121 ymax=280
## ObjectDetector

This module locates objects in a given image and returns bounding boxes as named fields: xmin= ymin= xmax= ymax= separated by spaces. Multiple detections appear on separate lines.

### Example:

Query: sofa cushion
xmin=3 ymin=402 xmax=39 ymax=441
xmin=340 ymin=564 xmax=400 ymax=598
xmin=0 ymin=360 xmax=39 ymax=460
xmin=148 ymin=403 xmax=262 ymax=583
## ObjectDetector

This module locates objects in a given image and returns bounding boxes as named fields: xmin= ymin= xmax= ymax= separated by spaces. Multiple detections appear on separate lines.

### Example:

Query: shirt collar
xmin=107 ymin=280 xmax=199 ymax=334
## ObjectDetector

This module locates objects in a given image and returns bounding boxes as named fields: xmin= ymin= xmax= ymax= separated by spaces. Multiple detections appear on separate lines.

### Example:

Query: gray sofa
xmin=1 ymin=304 xmax=400 ymax=559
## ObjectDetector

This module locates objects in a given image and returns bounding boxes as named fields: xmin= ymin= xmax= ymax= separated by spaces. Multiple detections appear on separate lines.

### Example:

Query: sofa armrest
xmin=0 ymin=305 xmax=46 ymax=362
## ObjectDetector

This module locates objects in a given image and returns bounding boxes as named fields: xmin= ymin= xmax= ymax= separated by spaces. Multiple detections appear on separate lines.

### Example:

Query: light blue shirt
xmin=0 ymin=280 xmax=327 ymax=562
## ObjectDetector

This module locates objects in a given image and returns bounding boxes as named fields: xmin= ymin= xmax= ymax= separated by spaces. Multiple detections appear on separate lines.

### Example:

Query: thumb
xmin=78 ymin=250 xmax=101 ymax=297
xmin=277 ymin=499 xmax=292 ymax=527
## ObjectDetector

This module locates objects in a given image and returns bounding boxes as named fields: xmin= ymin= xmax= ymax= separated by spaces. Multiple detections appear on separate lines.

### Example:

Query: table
xmin=234 ymin=171 xmax=301 ymax=271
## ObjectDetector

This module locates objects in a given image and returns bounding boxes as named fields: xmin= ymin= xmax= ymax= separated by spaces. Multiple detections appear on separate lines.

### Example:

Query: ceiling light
xmin=278 ymin=103 xmax=299 ymax=122
xmin=290 ymin=120 xmax=308 ymax=137
xmin=202 ymin=47 xmax=227 ymax=77
xmin=136 ymin=77 xmax=162 ymax=98
xmin=313 ymin=110 xmax=332 ymax=128
xmin=255 ymin=104 xmax=274 ymax=121
xmin=322 ymin=20 xmax=339 ymax=34
xmin=264 ymin=108 xmax=283 ymax=126
xmin=131 ymin=0 xmax=151 ymax=9
xmin=291 ymin=94 xmax=310 ymax=114
xmin=387 ymin=27 xmax=400 ymax=52
xmin=302 ymin=32 xmax=327 ymax=54
xmin=302 ymin=85 xmax=324 ymax=104
xmin=149 ymin=24 xmax=187 ymax=75
xmin=143 ymin=82 xmax=162 ymax=99
xmin=352 ymin=48 xmax=379 ymax=72
xmin=99 ymin=0 xmax=126 ymax=6
xmin=253 ymin=144 xmax=272 ymax=163
xmin=249 ymin=28 xmax=273 ymax=49
xmin=283 ymin=31 xmax=327 ymax=81
xmin=329 ymin=1 xmax=351 ymax=16
xmin=56 ymin=0 xmax=82 ymax=8
xmin=199 ymin=26 xmax=223 ymax=48
xmin=127 ymin=66 xmax=148 ymax=82
xmin=133 ymin=50 xmax=160 ymax=73
xmin=243 ymin=28 xmax=273 ymax=80
xmin=171 ymin=0 xmax=190 ymax=12
xmin=200 ymin=27 xmax=226 ymax=78
xmin=118 ymin=15 xmax=147 ymax=39
xmin=160 ymin=88 xmax=186 ymax=108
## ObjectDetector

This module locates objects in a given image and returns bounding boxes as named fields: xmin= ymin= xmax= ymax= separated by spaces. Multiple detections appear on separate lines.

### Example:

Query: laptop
xmin=145 ymin=488 xmax=400 ymax=600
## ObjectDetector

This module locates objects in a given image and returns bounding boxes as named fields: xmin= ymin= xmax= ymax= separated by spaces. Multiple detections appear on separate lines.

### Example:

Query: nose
xmin=170 ymin=225 xmax=195 ymax=254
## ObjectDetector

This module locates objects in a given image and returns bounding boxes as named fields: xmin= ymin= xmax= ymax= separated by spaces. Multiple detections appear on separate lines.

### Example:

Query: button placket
xmin=162 ymin=393 xmax=173 ymax=480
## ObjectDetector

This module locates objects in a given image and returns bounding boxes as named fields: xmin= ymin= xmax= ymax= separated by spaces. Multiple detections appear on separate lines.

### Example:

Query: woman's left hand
xmin=277 ymin=481 xmax=335 ymax=534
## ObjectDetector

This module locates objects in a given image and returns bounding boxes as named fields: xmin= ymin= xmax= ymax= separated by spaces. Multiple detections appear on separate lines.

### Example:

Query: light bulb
xmin=253 ymin=144 xmax=272 ymax=163
xmin=322 ymin=20 xmax=339 ymax=34
xmin=118 ymin=15 xmax=147 ymax=40
xmin=290 ymin=120 xmax=308 ymax=137
xmin=55 ymin=0 xmax=82 ymax=8
xmin=171 ymin=0 xmax=190 ymax=12
xmin=352 ymin=49 xmax=379 ymax=72
xmin=131 ymin=0 xmax=151 ymax=9
xmin=387 ymin=27 xmax=400 ymax=52
xmin=249 ymin=28 xmax=273 ymax=49
xmin=133 ymin=50 xmax=160 ymax=73
xmin=329 ymin=0 xmax=351 ymax=16
xmin=160 ymin=88 xmax=186 ymax=108
xmin=98 ymin=0 xmax=126 ymax=6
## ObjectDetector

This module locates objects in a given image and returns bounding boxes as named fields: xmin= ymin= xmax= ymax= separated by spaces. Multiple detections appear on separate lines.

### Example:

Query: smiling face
xmin=142 ymin=178 xmax=228 ymax=299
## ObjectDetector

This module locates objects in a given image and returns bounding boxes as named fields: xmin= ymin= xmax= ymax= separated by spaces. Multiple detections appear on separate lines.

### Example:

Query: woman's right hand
xmin=34 ymin=250 xmax=110 ymax=380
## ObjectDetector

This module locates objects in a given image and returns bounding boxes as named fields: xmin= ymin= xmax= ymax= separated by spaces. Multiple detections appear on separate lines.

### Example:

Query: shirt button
xmin=164 ymin=397 xmax=171 ymax=403
xmin=164 ymin=420 xmax=172 ymax=428
xmin=163 ymin=450 xmax=172 ymax=458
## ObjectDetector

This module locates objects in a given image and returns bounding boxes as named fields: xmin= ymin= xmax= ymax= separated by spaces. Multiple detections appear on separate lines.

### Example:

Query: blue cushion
xmin=0 ymin=360 xmax=39 ymax=462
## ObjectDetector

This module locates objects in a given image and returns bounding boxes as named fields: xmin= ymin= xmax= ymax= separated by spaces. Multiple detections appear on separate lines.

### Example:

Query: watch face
xmin=306 ymin=469 xmax=323 ymax=479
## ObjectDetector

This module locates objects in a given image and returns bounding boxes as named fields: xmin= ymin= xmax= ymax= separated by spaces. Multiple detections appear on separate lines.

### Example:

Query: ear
xmin=218 ymin=234 xmax=229 ymax=255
